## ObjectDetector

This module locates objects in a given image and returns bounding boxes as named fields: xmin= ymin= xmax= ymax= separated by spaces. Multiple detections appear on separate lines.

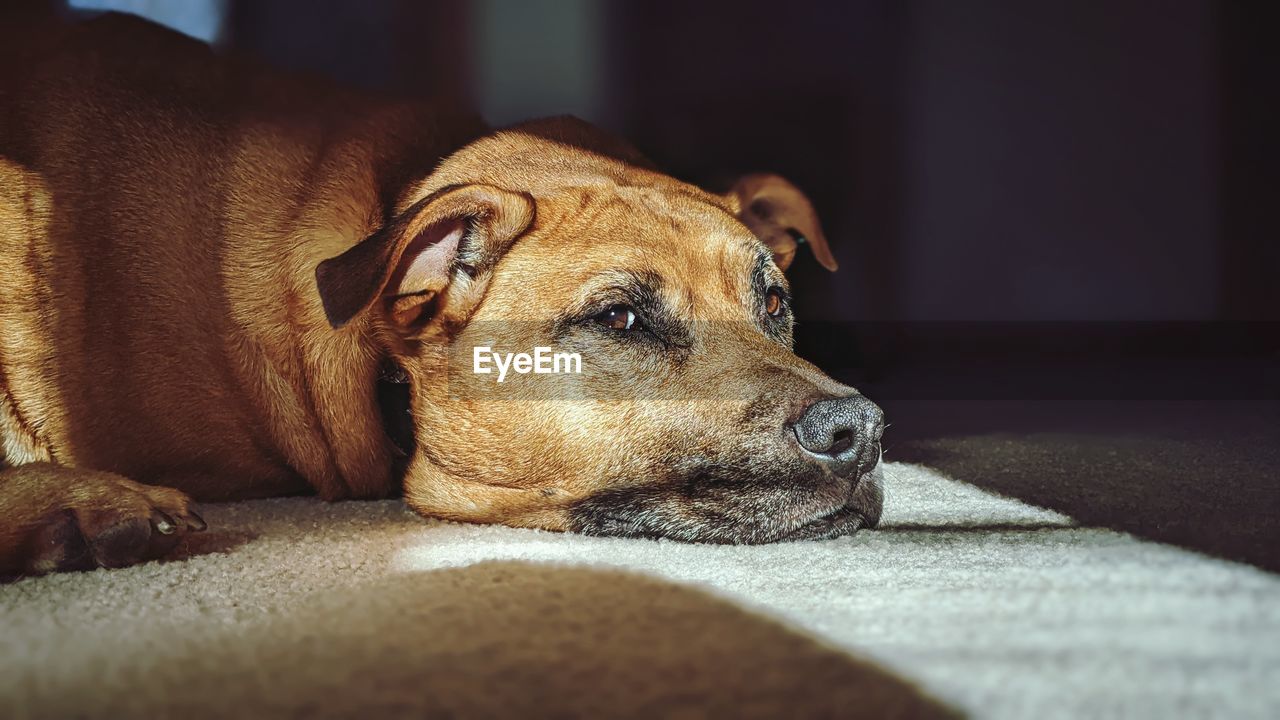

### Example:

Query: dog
xmin=0 ymin=11 xmax=884 ymax=577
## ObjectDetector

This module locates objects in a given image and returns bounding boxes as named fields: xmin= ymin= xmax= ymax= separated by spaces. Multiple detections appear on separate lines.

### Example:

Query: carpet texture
xmin=2 ymin=461 xmax=1278 ymax=719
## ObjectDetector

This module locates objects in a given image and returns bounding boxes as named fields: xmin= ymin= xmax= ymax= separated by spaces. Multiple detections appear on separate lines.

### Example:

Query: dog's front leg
xmin=0 ymin=463 xmax=205 ymax=578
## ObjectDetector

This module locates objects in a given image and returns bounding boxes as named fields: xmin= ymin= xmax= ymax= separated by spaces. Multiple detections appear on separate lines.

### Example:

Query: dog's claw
xmin=186 ymin=508 xmax=207 ymax=532
xmin=153 ymin=511 xmax=178 ymax=535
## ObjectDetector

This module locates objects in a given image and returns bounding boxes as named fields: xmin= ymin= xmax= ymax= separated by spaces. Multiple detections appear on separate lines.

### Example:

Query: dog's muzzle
xmin=560 ymin=391 xmax=888 ymax=544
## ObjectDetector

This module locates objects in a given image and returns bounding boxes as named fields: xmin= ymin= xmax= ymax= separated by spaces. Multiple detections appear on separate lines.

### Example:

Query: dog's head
xmin=315 ymin=118 xmax=883 ymax=543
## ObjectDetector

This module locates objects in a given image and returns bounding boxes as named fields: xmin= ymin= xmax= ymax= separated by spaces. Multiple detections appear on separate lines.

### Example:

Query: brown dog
xmin=0 ymin=12 xmax=884 ymax=576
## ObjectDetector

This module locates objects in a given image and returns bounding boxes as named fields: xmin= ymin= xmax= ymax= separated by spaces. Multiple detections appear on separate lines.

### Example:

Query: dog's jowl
xmin=0 ymin=11 xmax=883 ymax=575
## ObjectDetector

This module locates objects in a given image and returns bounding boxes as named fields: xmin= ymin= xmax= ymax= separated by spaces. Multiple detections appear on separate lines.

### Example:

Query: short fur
xmin=0 ymin=12 xmax=881 ymax=576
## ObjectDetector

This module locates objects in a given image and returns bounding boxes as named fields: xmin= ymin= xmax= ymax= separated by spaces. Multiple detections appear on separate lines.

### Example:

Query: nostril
xmin=827 ymin=428 xmax=855 ymax=457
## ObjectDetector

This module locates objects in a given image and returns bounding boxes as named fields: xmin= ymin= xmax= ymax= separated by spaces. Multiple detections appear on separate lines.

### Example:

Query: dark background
xmin=222 ymin=0 xmax=1276 ymax=321
xmin=58 ymin=0 xmax=1278 ymax=400
xmin=52 ymin=0 xmax=1280 ymax=570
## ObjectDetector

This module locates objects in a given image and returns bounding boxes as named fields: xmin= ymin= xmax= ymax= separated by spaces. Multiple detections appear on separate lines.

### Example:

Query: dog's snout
xmin=792 ymin=395 xmax=884 ymax=477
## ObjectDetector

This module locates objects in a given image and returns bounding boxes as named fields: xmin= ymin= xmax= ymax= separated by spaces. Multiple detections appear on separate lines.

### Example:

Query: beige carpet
xmin=2 ymin=461 xmax=1278 ymax=719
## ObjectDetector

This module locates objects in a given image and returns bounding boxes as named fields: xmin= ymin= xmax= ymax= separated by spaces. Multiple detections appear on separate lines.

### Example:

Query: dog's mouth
xmin=776 ymin=465 xmax=884 ymax=542
xmin=779 ymin=502 xmax=869 ymax=541
xmin=569 ymin=462 xmax=884 ymax=544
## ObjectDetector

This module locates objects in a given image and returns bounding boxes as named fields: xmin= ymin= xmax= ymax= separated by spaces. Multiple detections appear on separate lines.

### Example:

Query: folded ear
xmin=315 ymin=184 xmax=534 ymax=331
xmin=724 ymin=174 xmax=837 ymax=272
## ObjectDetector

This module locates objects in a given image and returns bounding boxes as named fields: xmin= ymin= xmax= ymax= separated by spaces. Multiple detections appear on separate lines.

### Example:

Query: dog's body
xmin=1 ymin=13 xmax=473 ymax=502
xmin=1 ymin=12 xmax=883 ymax=576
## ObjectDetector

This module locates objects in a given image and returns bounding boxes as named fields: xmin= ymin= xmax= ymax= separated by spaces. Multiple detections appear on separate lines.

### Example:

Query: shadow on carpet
xmin=3 ymin=561 xmax=958 ymax=719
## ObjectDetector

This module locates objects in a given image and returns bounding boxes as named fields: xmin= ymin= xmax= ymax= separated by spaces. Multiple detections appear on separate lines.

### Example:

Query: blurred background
xmin=60 ymin=0 xmax=1278 ymax=412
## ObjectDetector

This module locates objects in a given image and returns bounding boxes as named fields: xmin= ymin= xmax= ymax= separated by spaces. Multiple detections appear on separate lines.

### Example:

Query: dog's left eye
xmin=765 ymin=287 xmax=786 ymax=318
xmin=595 ymin=304 xmax=638 ymax=331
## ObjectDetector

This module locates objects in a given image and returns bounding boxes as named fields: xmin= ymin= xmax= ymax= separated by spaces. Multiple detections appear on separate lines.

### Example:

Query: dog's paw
xmin=25 ymin=473 xmax=206 ymax=574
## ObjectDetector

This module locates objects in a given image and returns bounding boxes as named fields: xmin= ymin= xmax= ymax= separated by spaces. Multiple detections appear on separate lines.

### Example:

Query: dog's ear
xmin=723 ymin=174 xmax=836 ymax=272
xmin=315 ymin=184 xmax=534 ymax=330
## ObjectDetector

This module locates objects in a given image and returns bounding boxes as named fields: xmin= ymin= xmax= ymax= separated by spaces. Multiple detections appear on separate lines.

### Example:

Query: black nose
xmin=792 ymin=395 xmax=884 ymax=477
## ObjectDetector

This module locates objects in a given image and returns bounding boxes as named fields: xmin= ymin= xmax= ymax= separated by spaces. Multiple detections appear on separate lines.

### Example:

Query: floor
xmin=3 ymin=353 xmax=1278 ymax=718
xmin=3 ymin=451 xmax=1278 ymax=718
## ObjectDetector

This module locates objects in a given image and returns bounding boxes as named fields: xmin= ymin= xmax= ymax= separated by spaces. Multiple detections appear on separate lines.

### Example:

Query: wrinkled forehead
xmin=544 ymin=182 xmax=753 ymax=252
xmin=423 ymin=129 xmax=781 ymax=312
xmin=499 ymin=184 xmax=776 ymax=314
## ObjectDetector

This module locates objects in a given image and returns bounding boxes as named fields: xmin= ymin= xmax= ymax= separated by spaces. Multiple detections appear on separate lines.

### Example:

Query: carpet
xmin=2 ymin=460 xmax=1278 ymax=719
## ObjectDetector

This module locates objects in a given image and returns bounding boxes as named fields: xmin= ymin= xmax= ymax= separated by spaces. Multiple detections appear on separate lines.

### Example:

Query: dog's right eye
xmin=595 ymin=304 xmax=638 ymax=331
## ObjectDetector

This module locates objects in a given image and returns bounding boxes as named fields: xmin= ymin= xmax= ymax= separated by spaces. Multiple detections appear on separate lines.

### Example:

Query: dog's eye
xmin=596 ymin=304 xmax=638 ymax=331
xmin=765 ymin=287 xmax=786 ymax=318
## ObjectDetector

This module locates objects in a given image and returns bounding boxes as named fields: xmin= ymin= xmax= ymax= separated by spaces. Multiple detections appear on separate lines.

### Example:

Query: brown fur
xmin=0 ymin=12 xmax=875 ymax=577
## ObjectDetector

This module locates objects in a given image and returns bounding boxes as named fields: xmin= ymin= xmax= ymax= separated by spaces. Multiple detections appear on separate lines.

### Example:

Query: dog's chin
xmin=776 ymin=464 xmax=884 ymax=543
xmin=568 ymin=463 xmax=885 ymax=545
xmin=779 ymin=503 xmax=869 ymax=541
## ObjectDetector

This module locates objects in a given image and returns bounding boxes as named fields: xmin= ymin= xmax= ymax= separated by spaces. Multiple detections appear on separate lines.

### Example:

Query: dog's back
xmin=0 ymin=13 xmax=480 ymax=496
xmin=2 ymin=14 xmax=283 ymax=482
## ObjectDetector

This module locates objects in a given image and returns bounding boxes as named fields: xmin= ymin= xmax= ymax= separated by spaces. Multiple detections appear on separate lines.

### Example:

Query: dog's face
xmin=316 ymin=121 xmax=883 ymax=543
